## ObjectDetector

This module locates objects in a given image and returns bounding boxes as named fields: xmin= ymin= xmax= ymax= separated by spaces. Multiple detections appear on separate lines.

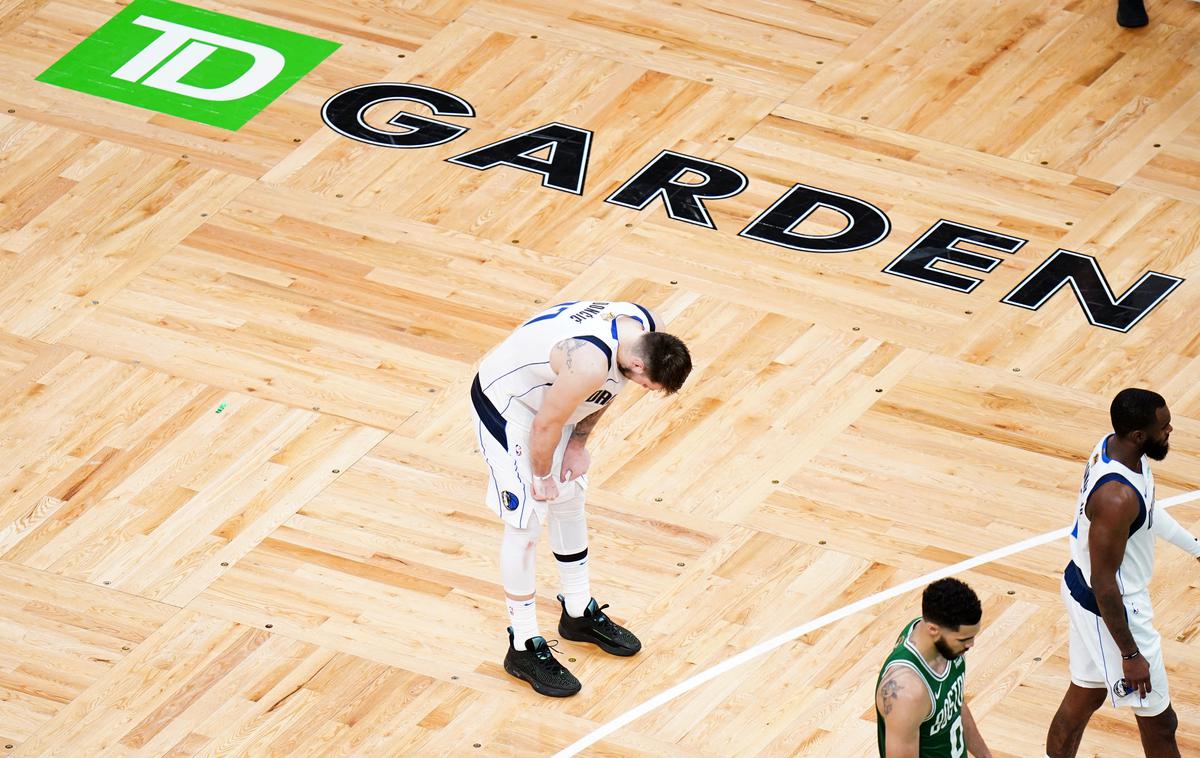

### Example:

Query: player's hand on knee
xmin=560 ymin=446 xmax=590 ymax=482
xmin=531 ymin=475 xmax=559 ymax=501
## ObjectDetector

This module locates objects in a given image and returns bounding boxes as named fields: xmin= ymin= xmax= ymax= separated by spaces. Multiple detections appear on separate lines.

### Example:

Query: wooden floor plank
xmin=0 ymin=560 xmax=176 ymax=748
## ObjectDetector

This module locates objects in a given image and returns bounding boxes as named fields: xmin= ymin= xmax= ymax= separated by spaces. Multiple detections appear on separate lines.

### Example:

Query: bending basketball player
xmin=1046 ymin=389 xmax=1200 ymax=757
xmin=471 ymin=300 xmax=692 ymax=696
xmin=876 ymin=578 xmax=993 ymax=757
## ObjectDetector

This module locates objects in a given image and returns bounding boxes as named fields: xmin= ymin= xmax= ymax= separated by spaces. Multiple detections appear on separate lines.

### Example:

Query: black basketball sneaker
xmin=1117 ymin=0 xmax=1149 ymax=27
xmin=503 ymin=627 xmax=581 ymax=697
xmin=557 ymin=595 xmax=642 ymax=656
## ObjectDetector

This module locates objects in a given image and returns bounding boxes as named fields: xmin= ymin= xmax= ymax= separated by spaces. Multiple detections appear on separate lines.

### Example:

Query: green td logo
xmin=37 ymin=0 xmax=340 ymax=130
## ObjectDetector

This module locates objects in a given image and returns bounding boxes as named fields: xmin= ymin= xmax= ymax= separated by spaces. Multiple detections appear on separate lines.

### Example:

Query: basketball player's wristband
xmin=1121 ymin=649 xmax=1141 ymax=660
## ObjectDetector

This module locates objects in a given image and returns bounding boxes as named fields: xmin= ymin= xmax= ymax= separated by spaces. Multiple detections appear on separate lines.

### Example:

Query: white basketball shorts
xmin=471 ymin=408 xmax=586 ymax=529
xmin=1061 ymin=578 xmax=1169 ymax=717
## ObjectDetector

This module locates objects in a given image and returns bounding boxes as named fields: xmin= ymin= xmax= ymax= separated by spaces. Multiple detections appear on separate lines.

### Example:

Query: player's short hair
xmin=922 ymin=578 xmax=981 ymax=631
xmin=640 ymin=332 xmax=692 ymax=394
xmin=1110 ymin=388 xmax=1166 ymax=437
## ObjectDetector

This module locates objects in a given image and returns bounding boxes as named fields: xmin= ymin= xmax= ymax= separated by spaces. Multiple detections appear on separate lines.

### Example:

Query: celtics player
xmin=876 ymin=578 xmax=992 ymax=758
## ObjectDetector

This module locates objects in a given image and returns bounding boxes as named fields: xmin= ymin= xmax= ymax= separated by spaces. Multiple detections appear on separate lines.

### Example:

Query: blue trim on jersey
xmin=1090 ymin=472 xmax=1147 ymax=536
xmin=471 ymin=374 xmax=508 ymax=449
xmin=521 ymin=302 xmax=579 ymax=327
xmin=1129 ymin=500 xmax=1147 ymax=537
xmin=1070 ymin=518 xmax=1079 ymax=538
xmin=524 ymin=310 xmax=567 ymax=327
xmin=610 ymin=319 xmax=618 ymax=339
xmin=632 ymin=303 xmax=656 ymax=331
xmin=1101 ymin=435 xmax=1112 ymax=463
xmin=1064 ymin=561 xmax=1100 ymax=616
xmin=575 ymin=335 xmax=613 ymax=369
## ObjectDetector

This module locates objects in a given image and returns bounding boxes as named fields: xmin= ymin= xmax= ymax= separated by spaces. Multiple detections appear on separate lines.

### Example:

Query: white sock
xmin=555 ymin=549 xmax=590 ymax=617
xmin=507 ymin=596 xmax=539 ymax=649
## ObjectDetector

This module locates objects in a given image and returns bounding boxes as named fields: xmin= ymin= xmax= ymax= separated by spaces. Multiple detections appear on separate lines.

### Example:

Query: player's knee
xmin=1137 ymin=703 xmax=1178 ymax=738
xmin=503 ymin=522 xmax=539 ymax=551
xmin=548 ymin=491 xmax=585 ymax=520
xmin=1154 ymin=704 xmax=1178 ymax=734
xmin=1065 ymin=683 xmax=1106 ymax=713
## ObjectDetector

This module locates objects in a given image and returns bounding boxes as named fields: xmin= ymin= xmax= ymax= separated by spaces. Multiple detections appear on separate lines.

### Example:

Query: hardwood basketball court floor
xmin=1 ymin=0 xmax=1199 ymax=755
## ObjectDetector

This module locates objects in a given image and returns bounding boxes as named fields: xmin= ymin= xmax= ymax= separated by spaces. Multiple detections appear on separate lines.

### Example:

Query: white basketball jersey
xmin=1067 ymin=435 xmax=1156 ymax=603
xmin=476 ymin=301 xmax=656 ymax=428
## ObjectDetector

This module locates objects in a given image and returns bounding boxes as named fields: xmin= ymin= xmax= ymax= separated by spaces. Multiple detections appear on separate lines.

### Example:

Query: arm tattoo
xmin=561 ymin=338 xmax=585 ymax=371
xmin=571 ymin=408 xmax=606 ymax=441
xmin=880 ymin=673 xmax=904 ymax=716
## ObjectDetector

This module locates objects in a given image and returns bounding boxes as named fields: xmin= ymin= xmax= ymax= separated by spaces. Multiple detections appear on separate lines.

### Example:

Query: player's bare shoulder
xmin=549 ymin=337 xmax=609 ymax=383
xmin=877 ymin=663 xmax=931 ymax=722
xmin=1086 ymin=478 xmax=1142 ymax=524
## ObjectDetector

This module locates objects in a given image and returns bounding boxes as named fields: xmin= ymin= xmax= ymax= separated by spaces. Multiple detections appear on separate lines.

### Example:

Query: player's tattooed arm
xmin=879 ymin=673 xmax=903 ymax=715
xmin=560 ymin=337 xmax=587 ymax=372
xmin=544 ymin=338 xmax=608 ymax=483
xmin=570 ymin=405 xmax=610 ymax=443
xmin=877 ymin=665 xmax=928 ymax=756
xmin=539 ymin=337 xmax=608 ymax=435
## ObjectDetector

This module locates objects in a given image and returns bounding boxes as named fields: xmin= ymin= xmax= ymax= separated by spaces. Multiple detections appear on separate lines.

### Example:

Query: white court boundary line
xmin=553 ymin=489 xmax=1200 ymax=757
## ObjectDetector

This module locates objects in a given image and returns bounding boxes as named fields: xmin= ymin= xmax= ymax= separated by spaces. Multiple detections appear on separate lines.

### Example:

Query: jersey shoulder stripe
xmin=632 ymin=302 xmax=656 ymax=331
xmin=1087 ymin=471 xmax=1148 ymax=536
xmin=574 ymin=334 xmax=613 ymax=368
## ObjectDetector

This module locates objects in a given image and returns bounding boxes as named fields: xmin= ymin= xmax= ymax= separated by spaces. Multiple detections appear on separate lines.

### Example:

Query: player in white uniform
xmin=1046 ymin=389 xmax=1200 ymax=757
xmin=471 ymin=300 xmax=692 ymax=696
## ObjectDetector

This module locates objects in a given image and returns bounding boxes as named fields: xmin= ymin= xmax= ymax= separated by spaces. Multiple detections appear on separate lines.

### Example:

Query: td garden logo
xmin=37 ymin=0 xmax=338 ymax=130
xmin=318 ymin=84 xmax=1185 ymax=333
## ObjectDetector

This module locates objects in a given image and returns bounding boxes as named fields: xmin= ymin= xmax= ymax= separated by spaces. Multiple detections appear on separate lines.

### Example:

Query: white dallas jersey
xmin=477 ymin=301 xmax=656 ymax=428
xmin=1067 ymin=435 xmax=1156 ymax=601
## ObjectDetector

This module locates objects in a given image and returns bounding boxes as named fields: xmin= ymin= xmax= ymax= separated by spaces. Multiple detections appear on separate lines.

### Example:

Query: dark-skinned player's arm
xmin=876 ymin=665 xmax=929 ymax=758
xmin=1086 ymin=481 xmax=1151 ymax=696
xmin=529 ymin=338 xmax=607 ymax=501
xmin=961 ymin=701 xmax=992 ymax=757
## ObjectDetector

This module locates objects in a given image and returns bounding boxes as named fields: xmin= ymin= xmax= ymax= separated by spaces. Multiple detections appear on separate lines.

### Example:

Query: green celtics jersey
xmin=876 ymin=618 xmax=968 ymax=758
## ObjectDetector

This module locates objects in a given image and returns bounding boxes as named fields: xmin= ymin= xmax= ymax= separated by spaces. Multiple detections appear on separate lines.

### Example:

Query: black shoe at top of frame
xmin=503 ymin=627 xmax=581 ymax=698
xmin=557 ymin=594 xmax=643 ymax=657
xmin=1117 ymin=0 xmax=1149 ymax=28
